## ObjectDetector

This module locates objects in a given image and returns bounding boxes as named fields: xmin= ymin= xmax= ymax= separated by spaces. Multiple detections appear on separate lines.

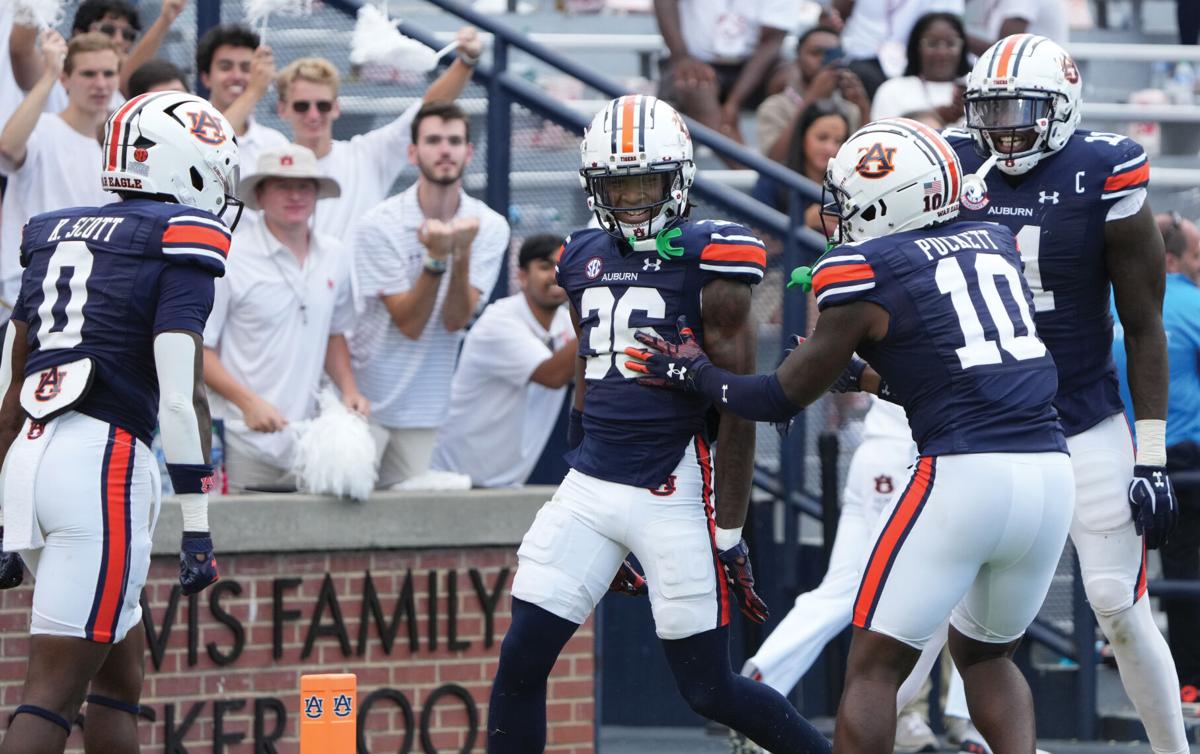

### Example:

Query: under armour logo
xmin=666 ymin=363 xmax=687 ymax=380
xmin=1039 ymin=191 xmax=1060 ymax=205
xmin=1154 ymin=471 xmax=1165 ymax=488
xmin=721 ymin=384 xmax=728 ymax=403
xmin=643 ymin=258 xmax=662 ymax=272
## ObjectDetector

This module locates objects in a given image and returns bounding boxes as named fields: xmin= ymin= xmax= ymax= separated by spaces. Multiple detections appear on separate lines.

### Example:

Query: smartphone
xmin=821 ymin=46 xmax=845 ymax=67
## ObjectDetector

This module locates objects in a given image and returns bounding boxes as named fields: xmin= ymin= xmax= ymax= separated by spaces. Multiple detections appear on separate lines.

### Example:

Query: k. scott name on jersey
xmin=44 ymin=215 xmax=126 ymax=243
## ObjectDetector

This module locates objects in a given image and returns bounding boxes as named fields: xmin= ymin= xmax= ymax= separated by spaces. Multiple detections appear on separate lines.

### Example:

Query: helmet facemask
xmin=966 ymin=92 xmax=1062 ymax=174
xmin=584 ymin=164 xmax=686 ymax=245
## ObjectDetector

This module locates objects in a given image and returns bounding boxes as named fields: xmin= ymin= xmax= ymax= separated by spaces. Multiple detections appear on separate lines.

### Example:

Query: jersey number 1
xmin=936 ymin=253 xmax=1045 ymax=369
xmin=35 ymin=241 xmax=95 ymax=350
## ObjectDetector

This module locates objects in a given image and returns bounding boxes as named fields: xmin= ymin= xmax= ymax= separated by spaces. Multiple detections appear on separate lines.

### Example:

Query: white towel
xmin=3 ymin=419 xmax=57 ymax=551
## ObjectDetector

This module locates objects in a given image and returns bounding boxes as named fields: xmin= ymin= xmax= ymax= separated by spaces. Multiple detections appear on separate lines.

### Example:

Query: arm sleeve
xmin=811 ymin=250 xmax=879 ymax=311
xmin=468 ymin=211 xmax=511 ymax=300
xmin=1101 ymin=140 xmax=1150 ymax=202
xmin=351 ymin=100 xmax=419 ymax=194
xmin=692 ymin=363 xmax=800 ymax=422
xmin=697 ymin=222 xmax=767 ymax=287
xmin=155 ymin=264 xmax=216 ymax=336
xmin=474 ymin=309 xmax=553 ymax=386
xmin=354 ymin=219 xmax=413 ymax=298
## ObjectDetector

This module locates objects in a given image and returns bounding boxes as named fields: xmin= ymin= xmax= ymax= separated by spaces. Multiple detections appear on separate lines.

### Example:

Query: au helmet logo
xmin=855 ymin=143 xmax=897 ymax=178
xmin=187 ymin=110 xmax=227 ymax=145
xmin=1060 ymin=55 xmax=1080 ymax=85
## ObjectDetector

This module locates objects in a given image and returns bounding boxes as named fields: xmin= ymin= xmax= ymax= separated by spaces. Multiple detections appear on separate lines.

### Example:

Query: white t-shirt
xmin=311 ymin=102 xmax=419 ymax=240
xmin=203 ymin=221 xmax=354 ymax=469
xmin=982 ymin=0 xmax=1068 ymax=44
xmin=678 ymin=0 xmax=796 ymax=64
xmin=237 ymin=117 xmax=289 ymax=175
xmin=351 ymin=184 xmax=510 ymax=429
xmin=0 ymin=113 xmax=110 ymax=303
xmin=871 ymin=77 xmax=958 ymax=121
xmin=430 ymin=294 xmax=573 ymax=487
xmin=841 ymin=0 xmax=964 ymax=76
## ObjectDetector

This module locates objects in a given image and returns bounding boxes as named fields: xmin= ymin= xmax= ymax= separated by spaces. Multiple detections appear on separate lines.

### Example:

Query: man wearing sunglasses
xmin=9 ymin=0 xmax=187 ymax=105
xmin=272 ymin=27 xmax=484 ymax=238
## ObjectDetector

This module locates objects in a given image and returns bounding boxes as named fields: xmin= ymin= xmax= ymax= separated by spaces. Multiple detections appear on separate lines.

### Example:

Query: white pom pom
xmin=13 ymin=0 xmax=66 ymax=29
xmin=243 ymin=0 xmax=312 ymax=32
xmin=290 ymin=389 xmax=377 ymax=501
xmin=349 ymin=4 xmax=439 ymax=71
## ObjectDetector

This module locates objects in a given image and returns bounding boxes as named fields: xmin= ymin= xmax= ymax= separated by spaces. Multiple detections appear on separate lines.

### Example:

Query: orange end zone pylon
xmin=300 ymin=673 xmax=357 ymax=753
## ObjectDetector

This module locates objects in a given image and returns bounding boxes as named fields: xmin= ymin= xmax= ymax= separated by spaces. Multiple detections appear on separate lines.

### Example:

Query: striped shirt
xmin=351 ymin=184 xmax=510 ymax=428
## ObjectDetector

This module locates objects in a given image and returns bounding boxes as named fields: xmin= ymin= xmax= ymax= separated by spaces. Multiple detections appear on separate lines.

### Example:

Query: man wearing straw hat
xmin=203 ymin=143 xmax=368 ymax=492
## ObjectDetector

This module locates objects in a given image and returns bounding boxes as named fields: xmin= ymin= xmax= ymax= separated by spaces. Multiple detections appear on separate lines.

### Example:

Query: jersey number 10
xmin=936 ymin=252 xmax=1046 ymax=369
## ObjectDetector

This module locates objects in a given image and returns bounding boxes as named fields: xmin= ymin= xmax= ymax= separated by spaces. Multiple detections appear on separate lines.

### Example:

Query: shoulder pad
xmin=695 ymin=221 xmax=766 ymax=282
xmin=157 ymin=207 xmax=230 ymax=277
xmin=1074 ymin=131 xmax=1150 ymax=200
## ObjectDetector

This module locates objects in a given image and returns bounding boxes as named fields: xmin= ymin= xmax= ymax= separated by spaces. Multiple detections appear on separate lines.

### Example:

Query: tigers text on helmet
xmin=965 ymin=34 xmax=1082 ymax=176
xmin=579 ymin=95 xmax=696 ymax=250
xmin=101 ymin=92 xmax=243 ymax=227
xmin=823 ymin=118 xmax=961 ymax=244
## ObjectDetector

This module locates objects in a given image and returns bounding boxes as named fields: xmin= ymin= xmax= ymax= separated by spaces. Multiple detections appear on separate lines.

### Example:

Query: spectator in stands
xmin=127 ymin=58 xmax=188 ymax=97
xmin=203 ymin=144 xmax=366 ymax=493
xmin=833 ymin=0 xmax=963 ymax=98
xmin=195 ymin=24 xmax=288 ymax=173
xmin=273 ymin=27 xmax=484 ymax=237
xmin=430 ymin=234 xmax=576 ymax=487
xmin=1113 ymin=211 xmax=1200 ymax=703
xmin=0 ymin=31 xmax=115 ymax=309
xmin=755 ymin=26 xmax=870 ymax=159
xmin=967 ymin=0 xmax=1069 ymax=54
xmin=654 ymin=0 xmax=792 ymax=150
xmin=871 ymin=12 xmax=970 ymax=125
xmin=9 ymin=0 xmax=187 ymax=102
xmin=352 ymin=101 xmax=509 ymax=489
xmin=751 ymin=99 xmax=849 ymax=230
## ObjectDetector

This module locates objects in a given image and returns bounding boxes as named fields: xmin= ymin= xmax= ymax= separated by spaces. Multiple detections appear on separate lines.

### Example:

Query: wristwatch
xmin=423 ymin=255 xmax=448 ymax=275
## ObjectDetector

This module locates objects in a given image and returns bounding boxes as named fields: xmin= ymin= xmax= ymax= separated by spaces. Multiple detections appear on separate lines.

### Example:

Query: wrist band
xmin=459 ymin=51 xmax=481 ymax=67
xmin=423 ymin=255 xmax=448 ymax=275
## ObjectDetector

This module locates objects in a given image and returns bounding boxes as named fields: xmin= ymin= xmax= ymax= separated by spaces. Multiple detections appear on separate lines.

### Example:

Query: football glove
xmin=624 ymin=315 xmax=710 ymax=390
xmin=1128 ymin=465 xmax=1178 ymax=550
xmin=718 ymin=539 xmax=769 ymax=623
xmin=609 ymin=557 xmax=648 ymax=597
xmin=0 ymin=529 xmax=24 ymax=590
xmin=179 ymin=532 xmax=219 ymax=595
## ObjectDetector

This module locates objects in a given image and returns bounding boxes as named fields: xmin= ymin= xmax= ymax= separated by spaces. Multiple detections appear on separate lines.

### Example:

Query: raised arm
xmin=0 ymin=30 xmax=65 ymax=171
xmin=120 ymin=0 xmax=187 ymax=97
xmin=422 ymin=27 xmax=484 ymax=104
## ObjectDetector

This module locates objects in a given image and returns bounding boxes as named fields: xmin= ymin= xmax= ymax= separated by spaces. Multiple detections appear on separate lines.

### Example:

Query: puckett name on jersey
xmin=557 ymin=220 xmax=765 ymax=488
xmin=912 ymin=227 xmax=1001 ymax=260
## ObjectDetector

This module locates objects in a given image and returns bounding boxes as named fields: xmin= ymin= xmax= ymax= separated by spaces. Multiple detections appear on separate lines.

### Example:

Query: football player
xmin=627 ymin=118 xmax=1074 ymax=754
xmin=486 ymin=95 xmax=830 ymax=753
xmin=0 ymin=91 xmax=236 ymax=754
xmin=944 ymin=35 xmax=1187 ymax=753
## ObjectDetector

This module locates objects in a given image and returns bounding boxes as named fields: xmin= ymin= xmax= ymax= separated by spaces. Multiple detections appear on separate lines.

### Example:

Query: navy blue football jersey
xmin=813 ymin=220 xmax=1065 ymax=455
xmin=15 ymin=199 xmax=229 ymax=445
xmin=557 ymin=220 xmax=766 ymax=487
xmin=947 ymin=128 xmax=1150 ymax=435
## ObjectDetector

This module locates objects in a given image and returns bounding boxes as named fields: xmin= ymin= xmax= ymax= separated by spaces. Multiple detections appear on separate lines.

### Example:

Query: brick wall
xmin=0 ymin=547 xmax=595 ymax=754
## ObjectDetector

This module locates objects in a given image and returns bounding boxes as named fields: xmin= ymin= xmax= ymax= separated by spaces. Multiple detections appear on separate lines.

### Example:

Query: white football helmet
xmin=823 ymin=118 xmax=961 ymax=243
xmin=101 ymin=92 xmax=242 ymax=226
xmin=579 ymin=95 xmax=696 ymax=249
xmin=964 ymin=34 xmax=1083 ymax=176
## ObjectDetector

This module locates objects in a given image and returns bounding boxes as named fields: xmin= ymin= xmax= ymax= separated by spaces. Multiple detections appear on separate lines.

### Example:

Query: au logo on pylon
xmin=300 ymin=673 xmax=357 ymax=753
